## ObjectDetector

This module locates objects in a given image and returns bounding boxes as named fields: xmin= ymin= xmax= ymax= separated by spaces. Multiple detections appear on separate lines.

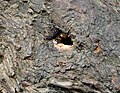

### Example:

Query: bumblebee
xmin=55 ymin=32 xmax=73 ymax=45
xmin=45 ymin=26 xmax=73 ymax=45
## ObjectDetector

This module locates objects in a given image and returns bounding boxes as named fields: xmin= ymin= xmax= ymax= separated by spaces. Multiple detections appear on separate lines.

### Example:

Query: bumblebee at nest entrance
xmin=53 ymin=38 xmax=73 ymax=51
xmin=46 ymin=26 xmax=73 ymax=45
xmin=55 ymin=33 xmax=73 ymax=45
xmin=45 ymin=26 xmax=74 ymax=51
xmin=53 ymin=29 xmax=74 ymax=51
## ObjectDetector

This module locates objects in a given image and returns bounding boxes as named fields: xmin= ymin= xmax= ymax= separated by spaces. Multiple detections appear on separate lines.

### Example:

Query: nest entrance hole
xmin=60 ymin=36 xmax=73 ymax=45
xmin=0 ymin=55 xmax=4 ymax=64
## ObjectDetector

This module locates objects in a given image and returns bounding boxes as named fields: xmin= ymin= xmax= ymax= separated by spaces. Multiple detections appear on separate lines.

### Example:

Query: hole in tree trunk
xmin=60 ymin=36 xmax=73 ymax=45
xmin=0 ymin=55 xmax=4 ymax=64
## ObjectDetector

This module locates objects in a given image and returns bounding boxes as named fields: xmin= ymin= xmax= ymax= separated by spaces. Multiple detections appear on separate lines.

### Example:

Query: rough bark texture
xmin=0 ymin=0 xmax=120 ymax=93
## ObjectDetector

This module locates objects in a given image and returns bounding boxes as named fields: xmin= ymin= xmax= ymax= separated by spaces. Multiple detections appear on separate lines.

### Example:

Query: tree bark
xmin=0 ymin=0 xmax=120 ymax=93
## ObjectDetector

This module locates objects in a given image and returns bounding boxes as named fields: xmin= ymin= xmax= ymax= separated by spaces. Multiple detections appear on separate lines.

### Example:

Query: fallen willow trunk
xmin=0 ymin=0 xmax=120 ymax=93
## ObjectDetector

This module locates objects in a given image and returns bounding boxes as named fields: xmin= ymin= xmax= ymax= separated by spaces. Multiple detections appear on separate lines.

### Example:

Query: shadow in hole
xmin=61 ymin=36 xmax=73 ymax=45
xmin=0 ymin=55 xmax=3 ymax=64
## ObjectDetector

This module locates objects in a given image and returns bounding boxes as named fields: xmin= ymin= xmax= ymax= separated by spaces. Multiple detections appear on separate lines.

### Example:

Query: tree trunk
xmin=0 ymin=0 xmax=120 ymax=93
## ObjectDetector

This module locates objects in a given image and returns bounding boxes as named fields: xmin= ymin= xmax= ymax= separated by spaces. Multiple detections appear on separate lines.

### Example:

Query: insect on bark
xmin=43 ymin=1 xmax=75 ymax=45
